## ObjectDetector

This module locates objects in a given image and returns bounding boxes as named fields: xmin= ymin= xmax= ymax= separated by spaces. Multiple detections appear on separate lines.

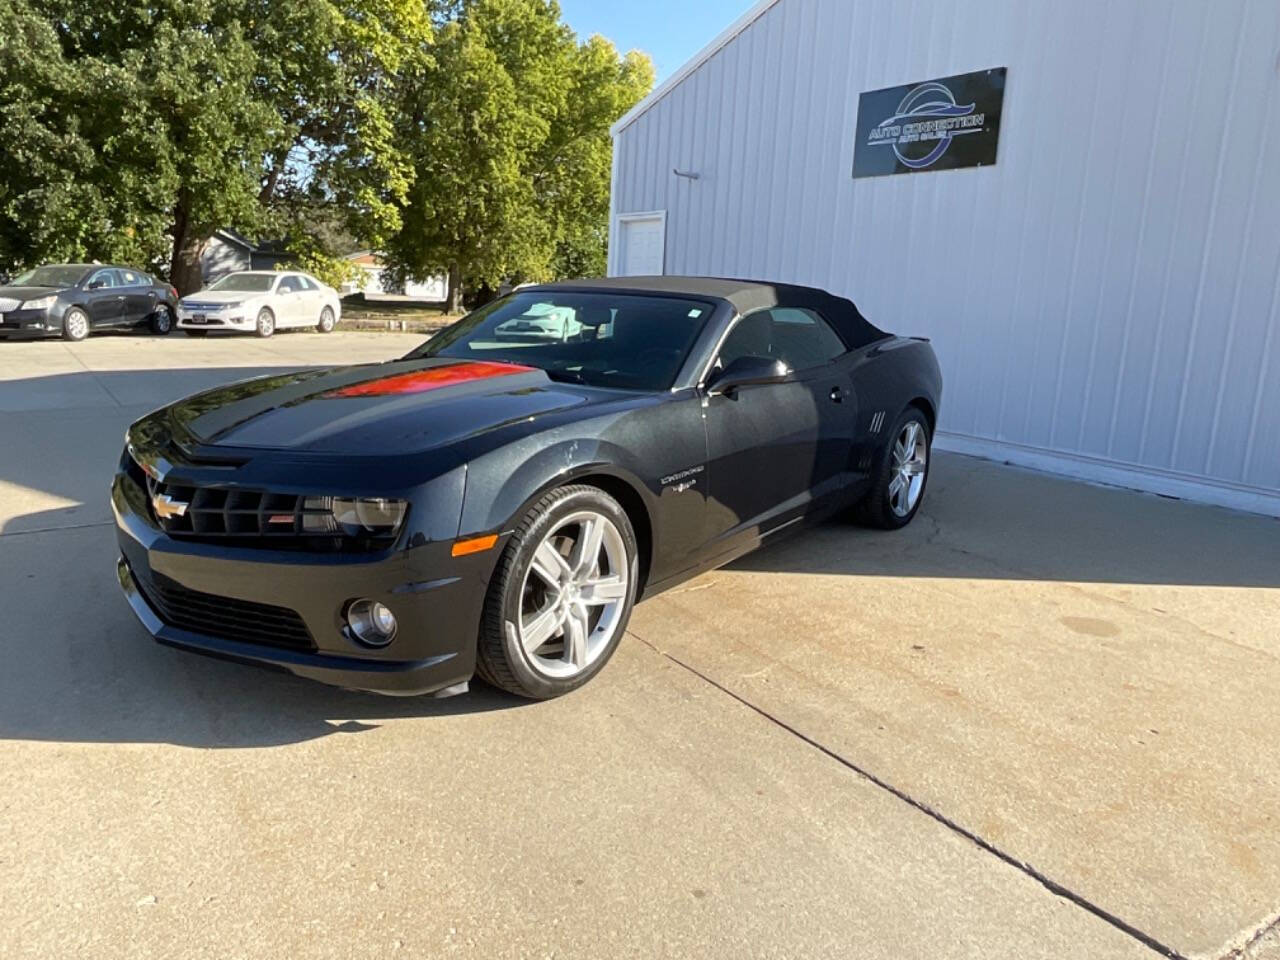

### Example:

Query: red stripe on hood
xmin=326 ymin=362 xmax=536 ymax=397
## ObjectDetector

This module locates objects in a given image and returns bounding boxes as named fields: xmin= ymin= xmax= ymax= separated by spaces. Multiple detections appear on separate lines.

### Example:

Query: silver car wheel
xmin=889 ymin=421 xmax=928 ymax=518
xmin=318 ymin=307 xmax=335 ymax=332
xmin=517 ymin=510 xmax=630 ymax=679
xmin=64 ymin=310 xmax=88 ymax=340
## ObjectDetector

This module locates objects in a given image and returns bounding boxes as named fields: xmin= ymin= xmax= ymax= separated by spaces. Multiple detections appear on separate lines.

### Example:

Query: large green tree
xmin=0 ymin=0 xmax=430 ymax=293
xmin=386 ymin=0 xmax=652 ymax=312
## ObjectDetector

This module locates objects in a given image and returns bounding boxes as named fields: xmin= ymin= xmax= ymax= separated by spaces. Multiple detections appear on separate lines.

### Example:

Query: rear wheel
xmin=476 ymin=485 xmax=638 ymax=699
xmin=150 ymin=305 xmax=174 ymax=335
xmin=62 ymin=307 xmax=89 ymax=342
xmin=316 ymin=306 xmax=336 ymax=333
xmin=255 ymin=308 xmax=275 ymax=338
xmin=853 ymin=407 xmax=931 ymax=529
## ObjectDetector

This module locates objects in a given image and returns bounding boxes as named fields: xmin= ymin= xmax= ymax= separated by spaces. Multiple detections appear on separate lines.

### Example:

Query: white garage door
xmin=615 ymin=213 xmax=666 ymax=277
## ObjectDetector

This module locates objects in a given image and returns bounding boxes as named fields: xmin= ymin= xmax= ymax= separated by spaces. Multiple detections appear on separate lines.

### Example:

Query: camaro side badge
xmin=152 ymin=492 xmax=189 ymax=520
xmin=661 ymin=465 xmax=705 ymax=493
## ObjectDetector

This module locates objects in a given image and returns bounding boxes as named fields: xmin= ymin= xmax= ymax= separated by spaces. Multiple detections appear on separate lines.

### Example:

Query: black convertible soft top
xmin=528 ymin=276 xmax=889 ymax=351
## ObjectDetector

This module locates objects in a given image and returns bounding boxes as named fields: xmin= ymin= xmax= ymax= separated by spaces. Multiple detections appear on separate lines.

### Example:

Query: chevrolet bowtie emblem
xmin=152 ymin=492 xmax=189 ymax=520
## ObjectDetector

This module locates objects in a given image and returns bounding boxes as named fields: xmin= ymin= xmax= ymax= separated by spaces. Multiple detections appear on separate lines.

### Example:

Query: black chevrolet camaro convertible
xmin=114 ymin=278 xmax=942 ymax=699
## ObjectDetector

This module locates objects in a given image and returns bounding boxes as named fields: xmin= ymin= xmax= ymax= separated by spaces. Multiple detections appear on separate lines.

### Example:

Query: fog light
xmin=346 ymin=599 xmax=397 ymax=647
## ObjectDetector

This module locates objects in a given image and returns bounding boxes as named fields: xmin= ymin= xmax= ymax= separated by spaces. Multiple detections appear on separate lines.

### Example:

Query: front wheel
xmin=853 ymin=407 xmax=932 ymax=529
xmin=255 ymin=308 xmax=275 ymax=338
xmin=62 ymin=307 xmax=89 ymax=342
xmin=476 ymin=485 xmax=638 ymax=699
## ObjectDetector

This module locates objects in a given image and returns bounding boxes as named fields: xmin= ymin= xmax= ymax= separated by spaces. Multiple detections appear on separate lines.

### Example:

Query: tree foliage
xmin=0 ymin=0 xmax=429 ymax=292
xmin=384 ymin=0 xmax=653 ymax=310
xmin=0 ymin=0 xmax=650 ymax=299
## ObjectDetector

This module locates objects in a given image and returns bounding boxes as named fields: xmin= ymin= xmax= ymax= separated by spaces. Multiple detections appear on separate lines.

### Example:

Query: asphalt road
xmin=1 ymin=331 xmax=1277 ymax=959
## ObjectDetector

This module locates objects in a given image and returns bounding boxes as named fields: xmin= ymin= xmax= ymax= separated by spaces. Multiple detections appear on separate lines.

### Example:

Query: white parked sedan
xmin=177 ymin=271 xmax=342 ymax=337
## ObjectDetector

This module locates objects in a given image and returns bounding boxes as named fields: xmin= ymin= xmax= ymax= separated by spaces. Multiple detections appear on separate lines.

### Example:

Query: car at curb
xmin=114 ymin=277 xmax=942 ymax=700
xmin=0 ymin=264 xmax=178 ymax=340
xmin=177 ymin=270 xmax=342 ymax=337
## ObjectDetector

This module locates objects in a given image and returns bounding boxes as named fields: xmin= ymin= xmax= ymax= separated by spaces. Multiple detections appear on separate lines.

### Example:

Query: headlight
xmin=300 ymin=496 xmax=408 ymax=537
xmin=21 ymin=295 xmax=56 ymax=311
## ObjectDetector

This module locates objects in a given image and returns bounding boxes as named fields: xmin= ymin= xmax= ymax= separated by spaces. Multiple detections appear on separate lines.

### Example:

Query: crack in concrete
xmin=62 ymin=343 xmax=127 ymax=408
xmin=0 ymin=520 xmax=114 ymax=539
xmin=1213 ymin=910 xmax=1280 ymax=960
xmin=631 ymin=628 xmax=1187 ymax=960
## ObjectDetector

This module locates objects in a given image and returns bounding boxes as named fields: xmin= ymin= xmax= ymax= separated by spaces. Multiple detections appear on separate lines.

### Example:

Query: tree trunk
xmin=168 ymin=196 xmax=207 ymax=296
xmin=170 ymin=235 xmax=206 ymax=297
xmin=259 ymin=150 xmax=286 ymax=205
xmin=446 ymin=263 xmax=463 ymax=314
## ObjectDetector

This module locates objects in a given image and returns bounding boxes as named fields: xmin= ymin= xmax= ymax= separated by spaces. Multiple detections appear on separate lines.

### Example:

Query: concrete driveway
xmin=0 ymin=333 xmax=1276 ymax=959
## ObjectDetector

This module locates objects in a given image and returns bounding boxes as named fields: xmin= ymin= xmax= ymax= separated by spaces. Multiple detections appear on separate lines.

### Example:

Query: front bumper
xmin=0 ymin=308 xmax=54 ymax=338
xmin=177 ymin=308 xmax=253 ymax=331
xmin=112 ymin=467 xmax=492 ymax=696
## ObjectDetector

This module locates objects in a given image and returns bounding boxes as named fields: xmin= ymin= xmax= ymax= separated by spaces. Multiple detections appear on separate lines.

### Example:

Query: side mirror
xmin=88 ymin=279 xmax=105 ymax=290
xmin=706 ymin=355 xmax=790 ymax=397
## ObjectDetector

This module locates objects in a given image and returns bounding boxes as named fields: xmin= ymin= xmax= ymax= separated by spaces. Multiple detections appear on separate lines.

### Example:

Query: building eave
xmin=610 ymin=0 xmax=784 ymax=139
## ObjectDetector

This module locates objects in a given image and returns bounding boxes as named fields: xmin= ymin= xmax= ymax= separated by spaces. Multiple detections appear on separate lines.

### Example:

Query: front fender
xmin=460 ymin=435 xmax=658 ymax=539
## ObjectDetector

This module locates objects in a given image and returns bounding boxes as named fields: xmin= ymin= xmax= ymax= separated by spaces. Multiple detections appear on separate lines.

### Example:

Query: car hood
xmin=163 ymin=358 xmax=634 ymax=454
xmin=0 ymin=285 xmax=66 ymax=300
xmin=181 ymin=290 xmax=265 ymax=306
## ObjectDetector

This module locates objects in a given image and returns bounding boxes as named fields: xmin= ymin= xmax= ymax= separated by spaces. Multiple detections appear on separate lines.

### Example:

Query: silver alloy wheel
xmin=154 ymin=306 xmax=172 ymax=333
xmin=257 ymin=309 xmax=274 ymax=336
xmin=889 ymin=421 xmax=928 ymax=518
xmin=65 ymin=310 xmax=88 ymax=340
xmin=517 ymin=510 xmax=630 ymax=679
xmin=318 ymin=307 xmax=335 ymax=332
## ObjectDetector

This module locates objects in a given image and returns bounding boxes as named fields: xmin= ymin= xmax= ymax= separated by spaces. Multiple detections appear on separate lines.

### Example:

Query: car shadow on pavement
xmin=728 ymin=451 xmax=1280 ymax=589
xmin=0 ymin=558 xmax=527 ymax=749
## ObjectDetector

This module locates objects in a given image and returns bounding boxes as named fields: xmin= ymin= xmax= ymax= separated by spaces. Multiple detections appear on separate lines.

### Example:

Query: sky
xmin=556 ymin=0 xmax=753 ymax=82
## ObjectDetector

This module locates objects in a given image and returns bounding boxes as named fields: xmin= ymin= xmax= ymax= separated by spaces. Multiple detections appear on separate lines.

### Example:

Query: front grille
xmin=134 ymin=568 xmax=315 ymax=651
xmin=124 ymin=446 xmax=398 ymax=553
xmin=182 ymin=301 xmax=224 ymax=312
xmin=148 ymin=476 xmax=328 ymax=539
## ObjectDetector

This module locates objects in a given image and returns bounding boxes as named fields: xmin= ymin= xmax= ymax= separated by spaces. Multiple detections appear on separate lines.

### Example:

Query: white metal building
xmin=608 ymin=0 xmax=1280 ymax=516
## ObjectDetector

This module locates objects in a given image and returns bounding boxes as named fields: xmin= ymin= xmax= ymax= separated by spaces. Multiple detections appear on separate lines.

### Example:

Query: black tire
xmin=476 ymin=484 xmax=639 ymax=700
xmin=317 ymin=306 xmax=336 ymax=333
xmin=151 ymin=305 xmax=174 ymax=335
xmin=255 ymin=307 xmax=275 ymax=338
xmin=853 ymin=406 xmax=932 ymax=530
xmin=183 ymin=329 xmax=208 ymax=338
xmin=62 ymin=307 xmax=89 ymax=342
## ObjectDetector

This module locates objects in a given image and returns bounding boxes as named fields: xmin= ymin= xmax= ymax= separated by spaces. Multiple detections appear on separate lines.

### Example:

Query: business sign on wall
xmin=853 ymin=67 xmax=1007 ymax=179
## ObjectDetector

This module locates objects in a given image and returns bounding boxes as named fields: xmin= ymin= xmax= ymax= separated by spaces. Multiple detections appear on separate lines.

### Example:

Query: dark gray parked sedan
xmin=0 ymin=264 xmax=179 ymax=340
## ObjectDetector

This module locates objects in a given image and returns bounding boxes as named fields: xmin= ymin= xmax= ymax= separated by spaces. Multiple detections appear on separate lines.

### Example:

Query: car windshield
xmin=407 ymin=292 xmax=714 ymax=391
xmin=12 ymin=265 xmax=90 ymax=287
xmin=208 ymin=274 xmax=275 ymax=293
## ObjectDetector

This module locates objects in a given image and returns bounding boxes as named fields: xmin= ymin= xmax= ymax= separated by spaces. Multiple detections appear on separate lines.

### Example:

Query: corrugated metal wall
xmin=610 ymin=0 xmax=1280 ymax=514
